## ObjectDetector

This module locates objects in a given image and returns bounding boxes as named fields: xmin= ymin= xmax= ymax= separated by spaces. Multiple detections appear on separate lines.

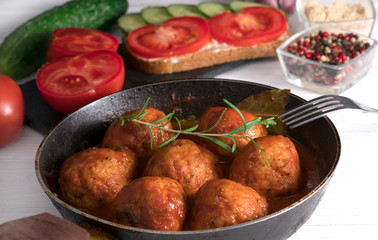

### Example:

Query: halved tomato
xmin=127 ymin=16 xmax=210 ymax=58
xmin=37 ymin=50 xmax=124 ymax=114
xmin=208 ymin=6 xmax=287 ymax=47
xmin=47 ymin=28 xmax=119 ymax=62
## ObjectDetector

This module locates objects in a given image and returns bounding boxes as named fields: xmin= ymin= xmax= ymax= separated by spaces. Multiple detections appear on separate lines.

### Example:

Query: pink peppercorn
xmin=305 ymin=52 xmax=313 ymax=59
xmin=332 ymin=46 xmax=342 ymax=53
xmin=339 ymin=54 xmax=346 ymax=62
xmin=298 ymin=48 xmax=305 ymax=56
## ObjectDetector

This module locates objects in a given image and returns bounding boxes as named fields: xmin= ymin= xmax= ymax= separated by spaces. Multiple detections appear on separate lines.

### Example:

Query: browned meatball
xmin=188 ymin=179 xmax=268 ymax=230
xmin=112 ymin=176 xmax=187 ymax=231
xmin=197 ymin=107 xmax=268 ymax=161
xmin=58 ymin=147 xmax=137 ymax=210
xmin=229 ymin=135 xmax=302 ymax=199
xmin=102 ymin=107 xmax=174 ymax=173
xmin=143 ymin=139 xmax=223 ymax=200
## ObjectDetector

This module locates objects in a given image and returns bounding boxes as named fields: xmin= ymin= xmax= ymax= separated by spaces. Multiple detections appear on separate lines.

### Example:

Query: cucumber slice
xmin=118 ymin=14 xmax=147 ymax=34
xmin=167 ymin=4 xmax=206 ymax=18
xmin=229 ymin=1 xmax=287 ymax=18
xmin=197 ymin=2 xmax=229 ymax=18
xmin=229 ymin=1 xmax=260 ymax=12
xmin=141 ymin=6 xmax=171 ymax=25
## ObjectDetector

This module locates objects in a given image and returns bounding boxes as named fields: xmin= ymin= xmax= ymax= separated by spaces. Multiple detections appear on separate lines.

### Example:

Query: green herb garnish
xmin=120 ymin=98 xmax=276 ymax=165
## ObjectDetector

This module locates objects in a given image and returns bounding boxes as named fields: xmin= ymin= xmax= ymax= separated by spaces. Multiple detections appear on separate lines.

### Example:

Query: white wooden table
xmin=1 ymin=1 xmax=378 ymax=239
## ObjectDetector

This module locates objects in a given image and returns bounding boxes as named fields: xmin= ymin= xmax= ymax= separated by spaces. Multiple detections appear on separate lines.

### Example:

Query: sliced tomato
xmin=128 ymin=16 xmax=210 ymax=58
xmin=47 ymin=28 xmax=119 ymax=62
xmin=208 ymin=6 xmax=287 ymax=47
xmin=37 ymin=50 xmax=125 ymax=114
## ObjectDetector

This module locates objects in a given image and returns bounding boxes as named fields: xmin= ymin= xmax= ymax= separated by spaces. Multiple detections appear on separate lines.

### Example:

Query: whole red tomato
xmin=0 ymin=74 xmax=24 ymax=147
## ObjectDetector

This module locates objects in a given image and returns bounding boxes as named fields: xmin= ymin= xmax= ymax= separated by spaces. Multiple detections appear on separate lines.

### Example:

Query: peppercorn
xmin=283 ymin=30 xmax=371 ymax=87
xmin=285 ymin=30 xmax=370 ymax=65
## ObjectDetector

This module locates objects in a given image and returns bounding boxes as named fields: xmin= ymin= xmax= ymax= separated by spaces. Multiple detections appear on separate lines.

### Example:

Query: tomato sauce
xmin=212 ymin=136 xmax=321 ymax=214
xmin=267 ymin=141 xmax=321 ymax=213
xmin=51 ymin=124 xmax=321 ymax=228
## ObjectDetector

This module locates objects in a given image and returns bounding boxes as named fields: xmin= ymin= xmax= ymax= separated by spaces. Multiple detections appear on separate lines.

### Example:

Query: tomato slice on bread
xmin=47 ymin=28 xmax=119 ymax=62
xmin=37 ymin=50 xmax=125 ymax=114
xmin=127 ymin=16 xmax=210 ymax=58
xmin=208 ymin=6 xmax=287 ymax=47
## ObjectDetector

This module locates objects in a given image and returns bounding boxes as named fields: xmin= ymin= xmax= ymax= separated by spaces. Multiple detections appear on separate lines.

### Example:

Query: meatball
xmin=112 ymin=176 xmax=187 ymax=231
xmin=197 ymin=107 xmax=268 ymax=160
xmin=58 ymin=147 xmax=137 ymax=210
xmin=102 ymin=107 xmax=174 ymax=173
xmin=188 ymin=179 xmax=268 ymax=230
xmin=229 ymin=135 xmax=302 ymax=199
xmin=143 ymin=139 xmax=223 ymax=200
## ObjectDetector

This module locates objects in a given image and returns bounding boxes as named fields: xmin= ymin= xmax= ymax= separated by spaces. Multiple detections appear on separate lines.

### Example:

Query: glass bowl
xmin=296 ymin=0 xmax=376 ymax=36
xmin=277 ymin=25 xmax=377 ymax=94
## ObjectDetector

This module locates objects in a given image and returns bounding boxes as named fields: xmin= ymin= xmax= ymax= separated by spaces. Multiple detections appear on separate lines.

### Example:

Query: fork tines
xmin=279 ymin=96 xmax=344 ymax=128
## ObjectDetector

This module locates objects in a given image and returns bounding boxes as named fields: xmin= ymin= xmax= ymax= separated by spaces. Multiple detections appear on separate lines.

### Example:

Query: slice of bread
xmin=121 ymin=30 xmax=291 ymax=74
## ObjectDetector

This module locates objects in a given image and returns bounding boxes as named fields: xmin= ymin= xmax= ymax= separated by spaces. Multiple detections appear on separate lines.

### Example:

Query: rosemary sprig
xmin=120 ymin=98 xmax=276 ymax=165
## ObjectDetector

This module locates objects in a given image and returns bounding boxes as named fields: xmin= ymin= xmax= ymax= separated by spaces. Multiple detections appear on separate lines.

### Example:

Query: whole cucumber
xmin=0 ymin=0 xmax=128 ymax=80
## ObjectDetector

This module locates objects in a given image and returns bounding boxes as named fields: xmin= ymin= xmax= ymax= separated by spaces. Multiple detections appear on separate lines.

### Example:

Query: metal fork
xmin=279 ymin=95 xmax=378 ymax=128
